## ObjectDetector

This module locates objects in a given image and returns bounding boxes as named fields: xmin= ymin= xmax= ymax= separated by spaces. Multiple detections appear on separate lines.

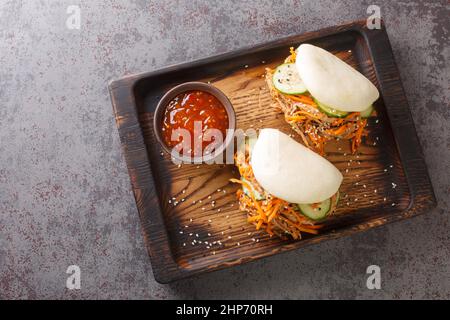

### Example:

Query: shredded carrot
xmin=286 ymin=115 xmax=307 ymax=122
xmin=330 ymin=124 xmax=349 ymax=136
xmin=289 ymin=47 xmax=296 ymax=61
xmin=256 ymin=219 xmax=263 ymax=230
xmin=297 ymin=226 xmax=319 ymax=235
xmin=268 ymin=201 xmax=281 ymax=222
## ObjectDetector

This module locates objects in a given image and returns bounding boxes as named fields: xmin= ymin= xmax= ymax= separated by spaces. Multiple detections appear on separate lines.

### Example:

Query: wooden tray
xmin=109 ymin=20 xmax=436 ymax=283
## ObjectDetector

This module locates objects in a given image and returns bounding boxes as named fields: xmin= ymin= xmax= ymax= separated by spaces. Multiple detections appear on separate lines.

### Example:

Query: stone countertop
xmin=0 ymin=0 xmax=448 ymax=299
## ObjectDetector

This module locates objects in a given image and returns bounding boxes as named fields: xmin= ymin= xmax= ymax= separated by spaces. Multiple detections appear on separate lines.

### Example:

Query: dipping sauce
xmin=161 ymin=90 xmax=229 ymax=157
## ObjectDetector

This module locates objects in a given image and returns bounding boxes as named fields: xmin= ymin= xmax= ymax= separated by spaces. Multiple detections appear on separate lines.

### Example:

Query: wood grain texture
xmin=109 ymin=20 xmax=436 ymax=283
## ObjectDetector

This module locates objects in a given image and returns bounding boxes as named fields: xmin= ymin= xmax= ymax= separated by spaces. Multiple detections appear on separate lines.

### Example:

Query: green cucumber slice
xmin=242 ymin=178 xmax=265 ymax=201
xmin=272 ymin=63 xmax=307 ymax=95
xmin=360 ymin=105 xmax=374 ymax=118
xmin=297 ymin=198 xmax=331 ymax=221
xmin=314 ymin=99 xmax=349 ymax=118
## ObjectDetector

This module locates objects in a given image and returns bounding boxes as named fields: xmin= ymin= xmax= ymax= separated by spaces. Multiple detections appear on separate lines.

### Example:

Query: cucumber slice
xmin=273 ymin=63 xmax=307 ymax=95
xmin=242 ymin=178 xmax=265 ymax=201
xmin=315 ymin=99 xmax=349 ymax=118
xmin=360 ymin=105 xmax=374 ymax=118
xmin=297 ymin=198 xmax=331 ymax=221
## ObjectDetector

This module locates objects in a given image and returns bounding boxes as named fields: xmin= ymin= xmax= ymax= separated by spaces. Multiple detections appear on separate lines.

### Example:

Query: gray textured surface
xmin=0 ymin=0 xmax=449 ymax=299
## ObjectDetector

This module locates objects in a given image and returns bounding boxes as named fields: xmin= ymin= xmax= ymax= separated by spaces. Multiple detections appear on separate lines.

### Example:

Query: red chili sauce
xmin=161 ymin=90 xmax=229 ymax=157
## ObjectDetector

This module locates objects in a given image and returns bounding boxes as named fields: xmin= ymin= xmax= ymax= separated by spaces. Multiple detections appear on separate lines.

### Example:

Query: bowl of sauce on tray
xmin=154 ymin=82 xmax=236 ymax=163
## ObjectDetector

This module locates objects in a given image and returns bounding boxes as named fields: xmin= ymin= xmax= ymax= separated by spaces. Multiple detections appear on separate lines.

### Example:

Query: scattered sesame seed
xmin=391 ymin=203 xmax=396 ymax=206
xmin=392 ymin=182 xmax=397 ymax=189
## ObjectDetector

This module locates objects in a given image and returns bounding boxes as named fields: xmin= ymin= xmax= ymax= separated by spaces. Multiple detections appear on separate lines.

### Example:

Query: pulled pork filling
xmin=265 ymin=50 xmax=368 ymax=154
xmin=231 ymin=143 xmax=338 ymax=240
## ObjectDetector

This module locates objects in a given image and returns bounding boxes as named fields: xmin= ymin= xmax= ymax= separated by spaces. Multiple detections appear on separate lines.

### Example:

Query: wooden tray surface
xmin=109 ymin=20 xmax=436 ymax=283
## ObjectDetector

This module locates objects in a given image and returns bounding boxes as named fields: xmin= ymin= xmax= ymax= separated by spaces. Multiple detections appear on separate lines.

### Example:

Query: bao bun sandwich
xmin=266 ymin=44 xmax=380 ymax=154
xmin=231 ymin=129 xmax=342 ymax=239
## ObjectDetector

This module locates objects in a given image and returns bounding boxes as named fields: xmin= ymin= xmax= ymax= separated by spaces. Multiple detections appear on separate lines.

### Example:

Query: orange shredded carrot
xmin=286 ymin=115 xmax=307 ymax=122
xmin=256 ymin=219 xmax=264 ymax=230
xmin=289 ymin=47 xmax=296 ymax=61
